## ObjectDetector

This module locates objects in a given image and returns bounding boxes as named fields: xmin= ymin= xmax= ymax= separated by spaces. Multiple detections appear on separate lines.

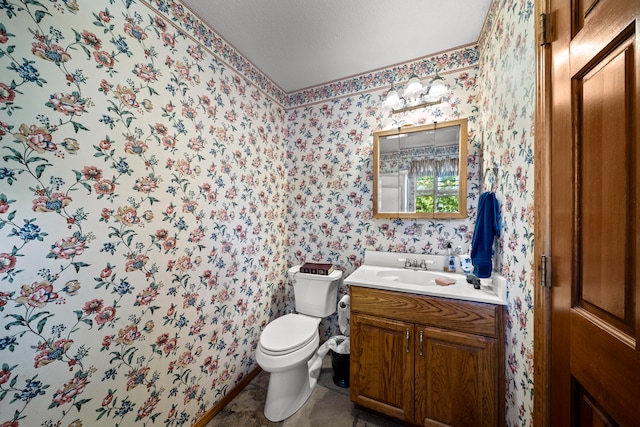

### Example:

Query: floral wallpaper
xmin=0 ymin=0 xmax=535 ymax=427
xmin=285 ymin=69 xmax=483 ymax=336
xmin=477 ymin=0 xmax=536 ymax=425
xmin=0 ymin=1 xmax=289 ymax=426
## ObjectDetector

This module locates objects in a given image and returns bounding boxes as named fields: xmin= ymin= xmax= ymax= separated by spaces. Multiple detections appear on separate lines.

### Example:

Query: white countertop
xmin=345 ymin=251 xmax=507 ymax=306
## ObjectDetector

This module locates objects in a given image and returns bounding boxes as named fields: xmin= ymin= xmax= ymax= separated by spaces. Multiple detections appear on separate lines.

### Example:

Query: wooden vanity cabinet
xmin=350 ymin=286 xmax=505 ymax=427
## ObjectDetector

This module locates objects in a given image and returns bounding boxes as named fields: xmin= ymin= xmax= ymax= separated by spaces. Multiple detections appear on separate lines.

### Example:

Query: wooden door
xmin=350 ymin=312 xmax=414 ymax=422
xmin=415 ymin=326 xmax=501 ymax=427
xmin=548 ymin=0 xmax=640 ymax=424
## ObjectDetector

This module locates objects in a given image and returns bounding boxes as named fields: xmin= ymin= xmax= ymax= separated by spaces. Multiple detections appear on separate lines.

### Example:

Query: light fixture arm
xmin=382 ymin=69 xmax=450 ymax=114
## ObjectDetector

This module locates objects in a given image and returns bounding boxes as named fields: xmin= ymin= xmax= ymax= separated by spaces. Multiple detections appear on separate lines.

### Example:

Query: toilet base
xmin=263 ymin=358 xmax=318 ymax=422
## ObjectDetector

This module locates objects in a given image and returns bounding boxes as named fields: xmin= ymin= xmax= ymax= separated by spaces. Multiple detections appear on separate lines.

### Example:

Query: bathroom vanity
xmin=346 ymin=251 xmax=506 ymax=427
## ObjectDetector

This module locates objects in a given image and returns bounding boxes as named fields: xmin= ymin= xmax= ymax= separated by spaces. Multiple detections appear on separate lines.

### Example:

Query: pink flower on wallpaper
xmin=47 ymin=92 xmax=86 ymax=116
xmin=114 ymin=205 xmax=140 ymax=226
xmin=126 ymin=366 xmax=149 ymax=390
xmin=182 ymin=199 xmax=198 ymax=214
xmin=182 ymin=292 xmax=199 ymax=309
xmin=0 ymin=82 xmax=15 ymax=103
xmin=176 ymin=256 xmax=193 ymax=272
xmin=125 ymin=253 xmax=149 ymax=271
xmin=15 ymin=124 xmax=57 ymax=153
xmin=80 ymin=30 xmax=101 ymax=50
xmin=189 ymin=316 xmax=205 ymax=336
xmin=81 ymin=165 xmax=103 ymax=181
xmin=115 ymin=323 xmax=141 ymax=345
xmin=0 ymin=253 xmax=16 ymax=273
xmin=51 ymin=375 xmax=88 ymax=405
xmin=31 ymin=41 xmax=71 ymax=63
xmin=95 ymin=306 xmax=117 ymax=325
xmin=16 ymin=280 xmax=59 ymax=308
xmin=83 ymin=298 xmax=104 ymax=315
xmin=123 ymin=22 xmax=147 ymax=41
xmin=134 ymin=63 xmax=158 ymax=83
xmin=124 ymin=139 xmax=149 ymax=154
xmin=33 ymin=338 xmax=73 ymax=368
xmin=135 ymin=286 xmax=158 ymax=305
xmin=178 ymin=351 xmax=194 ymax=368
xmin=162 ymin=237 xmax=177 ymax=252
xmin=163 ymin=337 xmax=177 ymax=354
xmin=32 ymin=192 xmax=71 ymax=212
xmin=175 ymin=159 xmax=194 ymax=175
xmin=93 ymin=50 xmax=115 ymax=68
xmin=50 ymin=236 xmax=86 ymax=259
xmin=0 ymin=368 xmax=11 ymax=385
xmin=114 ymin=84 xmax=139 ymax=108
xmin=94 ymin=179 xmax=116 ymax=195
xmin=137 ymin=393 xmax=160 ymax=419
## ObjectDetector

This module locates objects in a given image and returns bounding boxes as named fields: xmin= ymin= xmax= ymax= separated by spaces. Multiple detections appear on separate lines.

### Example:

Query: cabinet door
xmin=350 ymin=312 xmax=414 ymax=422
xmin=415 ymin=326 xmax=500 ymax=427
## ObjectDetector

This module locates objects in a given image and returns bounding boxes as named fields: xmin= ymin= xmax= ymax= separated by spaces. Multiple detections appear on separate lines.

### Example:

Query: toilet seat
xmin=259 ymin=314 xmax=319 ymax=356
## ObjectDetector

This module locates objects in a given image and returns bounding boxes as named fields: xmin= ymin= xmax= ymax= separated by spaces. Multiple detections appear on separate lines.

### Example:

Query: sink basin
xmin=376 ymin=269 xmax=450 ymax=286
xmin=345 ymin=259 xmax=507 ymax=306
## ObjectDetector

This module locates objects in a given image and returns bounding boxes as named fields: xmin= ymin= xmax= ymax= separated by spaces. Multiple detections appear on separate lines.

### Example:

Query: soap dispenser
xmin=446 ymin=243 xmax=456 ymax=272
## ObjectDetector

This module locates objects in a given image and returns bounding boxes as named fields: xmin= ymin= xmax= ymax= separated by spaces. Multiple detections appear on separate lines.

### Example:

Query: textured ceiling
xmin=180 ymin=0 xmax=491 ymax=93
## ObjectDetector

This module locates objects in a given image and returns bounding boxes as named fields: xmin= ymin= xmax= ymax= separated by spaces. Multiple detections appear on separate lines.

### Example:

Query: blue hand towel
xmin=471 ymin=191 xmax=500 ymax=278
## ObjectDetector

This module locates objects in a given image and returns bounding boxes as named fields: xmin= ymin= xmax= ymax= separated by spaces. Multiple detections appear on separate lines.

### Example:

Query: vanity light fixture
xmin=382 ymin=70 xmax=450 ymax=114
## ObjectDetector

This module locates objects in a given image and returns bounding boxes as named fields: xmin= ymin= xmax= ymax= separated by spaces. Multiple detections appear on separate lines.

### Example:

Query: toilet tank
xmin=289 ymin=266 xmax=342 ymax=317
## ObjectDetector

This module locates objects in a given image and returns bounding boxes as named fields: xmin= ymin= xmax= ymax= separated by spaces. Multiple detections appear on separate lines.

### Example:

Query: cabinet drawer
xmin=350 ymin=286 xmax=503 ymax=338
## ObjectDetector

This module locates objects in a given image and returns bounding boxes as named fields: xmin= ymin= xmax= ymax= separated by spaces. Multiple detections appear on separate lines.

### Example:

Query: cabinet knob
xmin=419 ymin=330 xmax=424 ymax=356
xmin=405 ymin=328 xmax=410 ymax=353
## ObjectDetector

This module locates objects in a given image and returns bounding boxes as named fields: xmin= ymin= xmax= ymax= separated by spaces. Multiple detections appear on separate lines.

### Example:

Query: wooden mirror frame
xmin=373 ymin=118 xmax=468 ymax=219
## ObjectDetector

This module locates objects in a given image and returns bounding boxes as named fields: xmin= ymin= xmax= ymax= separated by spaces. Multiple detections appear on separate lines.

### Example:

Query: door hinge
xmin=539 ymin=13 xmax=551 ymax=46
xmin=540 ymin=254 xmax=549 ymax=287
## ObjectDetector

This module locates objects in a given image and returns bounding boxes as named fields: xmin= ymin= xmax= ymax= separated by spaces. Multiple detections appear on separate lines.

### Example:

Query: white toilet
xmin=255 ymin=265 xmax=342 ymax=422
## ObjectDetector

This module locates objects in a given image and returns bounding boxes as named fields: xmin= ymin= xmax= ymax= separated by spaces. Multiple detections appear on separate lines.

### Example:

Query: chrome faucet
xmin=402 ymin=258 xmax=434 ymax=271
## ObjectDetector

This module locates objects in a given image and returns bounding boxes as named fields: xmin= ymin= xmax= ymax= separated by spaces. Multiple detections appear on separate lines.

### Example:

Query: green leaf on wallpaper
xmin=72 ymin=262 xmax=90 ymax=273
xmin=34 ymin=10 xmax=48 ymax=24
xmin=36 ymin=314 xmax=53 ymax=334
xmin=34 ymin=164 xmax=48 ymax=179
xmin=4 ymin=313 xmax=26 ymax=329
xmin=81 ymin=318 xmax=93 ymax=328
xmin=27 ymin=155 xmax=48 ymax=164
xmin=3 ymin=147 xmax=23 ymax=163
xmin=81 ymin=181 xmax=92 ymax=193
xmin=74 ymin=398 xmax=92 ymax=411
xmin=71 ymin=121 xmax=89 ymax=133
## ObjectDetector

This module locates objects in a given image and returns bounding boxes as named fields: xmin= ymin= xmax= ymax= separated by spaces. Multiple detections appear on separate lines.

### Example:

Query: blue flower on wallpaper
xmin=14 ymin=221 xmax=44 ymax=241
xmin=0 ymin=167 xmax=14 ymax=180
xmin=14 ymin=61 xmax=40 ymax=82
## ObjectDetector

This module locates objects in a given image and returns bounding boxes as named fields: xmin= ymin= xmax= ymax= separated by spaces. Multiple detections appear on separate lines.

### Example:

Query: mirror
xmin=373 ymin=118 xmax=468 ymax=219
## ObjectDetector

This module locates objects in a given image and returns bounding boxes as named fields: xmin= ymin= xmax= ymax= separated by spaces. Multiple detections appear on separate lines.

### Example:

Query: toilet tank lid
xmin=260 ymin=314 xmax=319 ymax=353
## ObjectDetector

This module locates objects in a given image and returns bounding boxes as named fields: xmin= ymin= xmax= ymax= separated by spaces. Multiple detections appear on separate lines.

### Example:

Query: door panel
xmin=350 ymin=313 xmax=414 ymax=422
xmin=549 ymin=0 xmax=640 ymax=424
xmin=577 ymin=37 xmax=635 ymax=334
xmin=415 ymin=326 xmax=499 ymax=427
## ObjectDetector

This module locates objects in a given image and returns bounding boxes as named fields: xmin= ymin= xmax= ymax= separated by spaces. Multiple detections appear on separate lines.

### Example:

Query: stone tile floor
xmin=206 ymin=355 xmax=403 ymax=427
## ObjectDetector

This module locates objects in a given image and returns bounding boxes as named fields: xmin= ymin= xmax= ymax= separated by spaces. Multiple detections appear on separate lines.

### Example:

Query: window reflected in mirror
xmin=373 ymin=118 xmax=468 ymax=219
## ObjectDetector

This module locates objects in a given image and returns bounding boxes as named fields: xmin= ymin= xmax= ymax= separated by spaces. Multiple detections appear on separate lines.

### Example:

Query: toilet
xmin=255 ymin=265 xmax=342 ymax=422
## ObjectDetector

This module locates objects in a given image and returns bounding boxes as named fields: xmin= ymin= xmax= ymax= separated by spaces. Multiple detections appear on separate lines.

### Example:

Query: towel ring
xmin=484 ymin=164 xmax=498 ymax=192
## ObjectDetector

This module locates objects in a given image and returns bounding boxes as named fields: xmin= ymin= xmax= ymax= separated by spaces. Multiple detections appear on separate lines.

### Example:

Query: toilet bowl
xmin=255 ymin=314 xmax=321 ymax=421
xmin=255 ymin=266 xmax=342 ymax=422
